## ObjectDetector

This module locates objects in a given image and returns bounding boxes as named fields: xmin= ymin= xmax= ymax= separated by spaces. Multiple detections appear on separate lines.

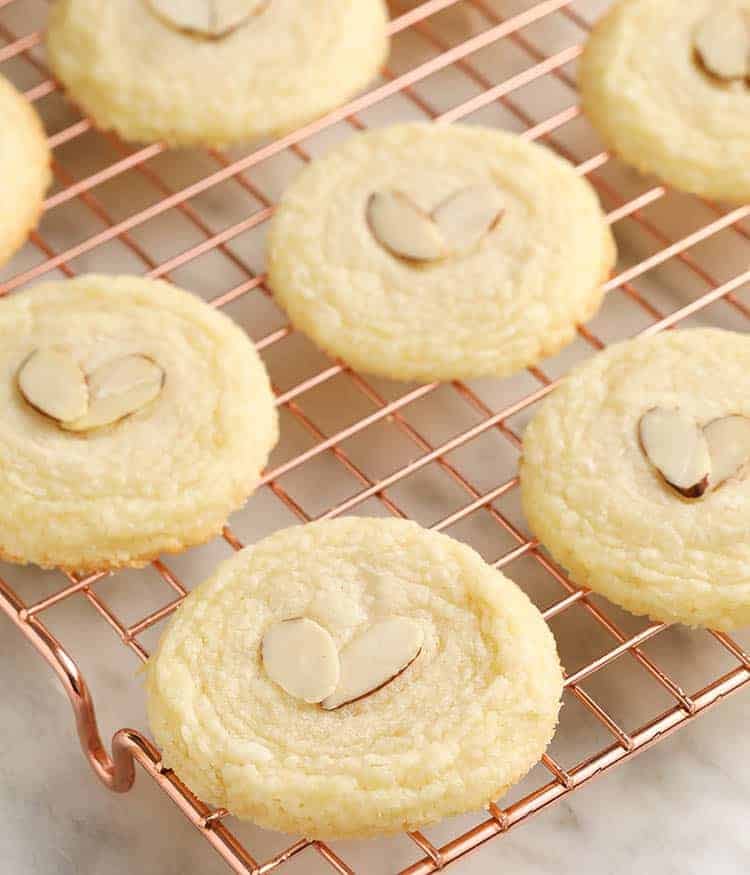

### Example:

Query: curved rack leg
xmin=0 ymin=574 xmax=135 ymax=792
xmin=0 ymin=574 xmax=260 ymax=873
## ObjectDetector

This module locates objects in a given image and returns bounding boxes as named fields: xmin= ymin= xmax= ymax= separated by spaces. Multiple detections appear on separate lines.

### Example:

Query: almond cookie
xmin=521 ymin=329 xmax=750 ymax=631
xmin=0 ymin=74 xmax=50 ymax=267
xmin=146 ymin=517 xmax=563 ymax=838
xmin=267 ymin=123 xmax=616 ymax=382
xmin=45 ymin=0 xmax=388 ymax=147
xmin=580 ymin=0 xmax=750 ymax=203
xmin=0 ymin=274 xmax=277 ymax=571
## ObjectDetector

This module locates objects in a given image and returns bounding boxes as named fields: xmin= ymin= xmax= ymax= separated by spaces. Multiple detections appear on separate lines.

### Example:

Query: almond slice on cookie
xmin=61 ymin=354 xmax=165 ymax=432
xmin=18 ymin=348 xmax=88 ymax=423
xmin=366 ymin=190 xmax=447 ymax=262
xmin=145 ymin=0 xmax=268 ymax=40
xmin=639 ymin=407 xmax=711 ymax=499
xmin=694 ymin=9 xmax=750 ymax=82
xmin=321 ymin=617 xmax=423 ymax=710
xmin=432 ymin=184 xmax=504 ymax=255
xmin=262 ymin=618 xmax=340 ymax=704
xmin=704 ymin=415 xmax=750 ymax=490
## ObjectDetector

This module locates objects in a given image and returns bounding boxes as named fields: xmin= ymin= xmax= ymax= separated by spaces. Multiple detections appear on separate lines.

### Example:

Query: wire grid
xmin=1 ymin=0 xmax=750 ymax=872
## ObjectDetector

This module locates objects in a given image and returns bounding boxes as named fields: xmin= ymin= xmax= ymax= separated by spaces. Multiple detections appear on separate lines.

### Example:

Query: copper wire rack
xmin=2 ymin=0 xmax=750 ymax=872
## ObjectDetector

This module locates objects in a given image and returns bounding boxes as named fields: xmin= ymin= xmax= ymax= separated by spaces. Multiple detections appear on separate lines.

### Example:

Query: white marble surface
xmin=2 ymin=0 xmax=750 ymax=872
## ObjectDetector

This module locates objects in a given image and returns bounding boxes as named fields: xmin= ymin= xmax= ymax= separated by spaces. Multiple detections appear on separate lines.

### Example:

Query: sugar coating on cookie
xmin=147 ymin=518 xmax=563 ymax=838
xmin=0 ymin=74 xmax=50 ymax=267
xmin=45 ymin=0 xmax=388 ymax=146
xmin=268 ymin=123 xmax=615 ymax=382
xmin=580 ymin=0 xmax=750 ymax=203
xmin=0 ymin=275 xmax=278 ymax=571
xmin=521 ymin=329 xmax=750 ymax=631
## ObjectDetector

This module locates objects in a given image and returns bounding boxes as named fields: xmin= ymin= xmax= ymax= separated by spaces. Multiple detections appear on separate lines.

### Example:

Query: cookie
xmin=146 ymin=517 xmax=563 ymax=838
xmin=267 ymin=123 xmax=616 ymax=382
xmin=0 ymin=274 xmax=278 ymax=571
xmin=0 ymin=74 xmax=51 ymax=267
xmin=580 ymin=0 xmax=750 ymax=203
xmin=521 ymin=329 xmax=750 ymax=631
xmin=45 ymin=0 xmax=389 ymax=147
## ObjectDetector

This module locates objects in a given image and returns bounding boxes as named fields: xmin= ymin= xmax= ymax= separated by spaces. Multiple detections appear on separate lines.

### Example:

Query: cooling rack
xmin=1 ymin=0 xmax=750 ymax=872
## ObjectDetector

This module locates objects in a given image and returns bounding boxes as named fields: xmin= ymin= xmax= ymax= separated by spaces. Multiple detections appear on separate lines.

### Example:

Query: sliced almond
xmin=321 ymin=617 xmax=423 ymax=711
xmin=432 ymin=184 xmax=504 ymax=255
xmin=261 ymin=618 xmax=340 ymax=704
xmin=639 ymin=407 xmax=711 ymax=499
xmin=704 ymin=415 xmax=750 ymax=490
xmin=145 ymin=0 xmax=268 ymax=40
xmin=694 ymin=9 xmax=750 ymax=82
xmin=366 ymin=191 xmax=447 ymax=263
xmin=61 ymin=354 xmax=164 ymax=432
xmin=18 ymin=348 xmax=88 ymax=423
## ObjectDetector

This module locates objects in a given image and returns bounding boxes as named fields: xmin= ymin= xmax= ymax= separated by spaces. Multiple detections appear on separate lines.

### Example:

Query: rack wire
xmin=1 ymin=0 xmax=750 ymax=872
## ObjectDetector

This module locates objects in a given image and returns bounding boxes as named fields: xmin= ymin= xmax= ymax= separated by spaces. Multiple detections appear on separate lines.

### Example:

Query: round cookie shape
xmin=146 ymin=517 xmax=563 ymax=838
xmin=0 ymin=74 xmax=50 ymax=267
xmin=45 ymin=0 xmax=388 ymax=147
xmin=267 ymin=123 xmax=615 ymax=382
xmin=0 ymin=275 xmax=278 ymax=571
xmin=520 ymin=329 xmax=750 ymax=631
xmin=580 ymin=0 xmax=750 ymax=203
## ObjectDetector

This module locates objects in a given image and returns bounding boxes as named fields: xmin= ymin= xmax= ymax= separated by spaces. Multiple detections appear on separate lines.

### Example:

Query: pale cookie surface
xmin=0 ymin=275 xmax=277 ymax=571
xmin=0 ymin=74 xmax=50 ymax=267
xmin=45 ymin=0 xmax=388 ymax=146
xmin=268 ymin=124 xmax=615 ymax=382
xmin=580 ymin=0 xmax=750 ymax=203
xmin=521 ymin=329 xmax=750 ymax=631
xmin=147 ymin=518 xmax=563 ymax=838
